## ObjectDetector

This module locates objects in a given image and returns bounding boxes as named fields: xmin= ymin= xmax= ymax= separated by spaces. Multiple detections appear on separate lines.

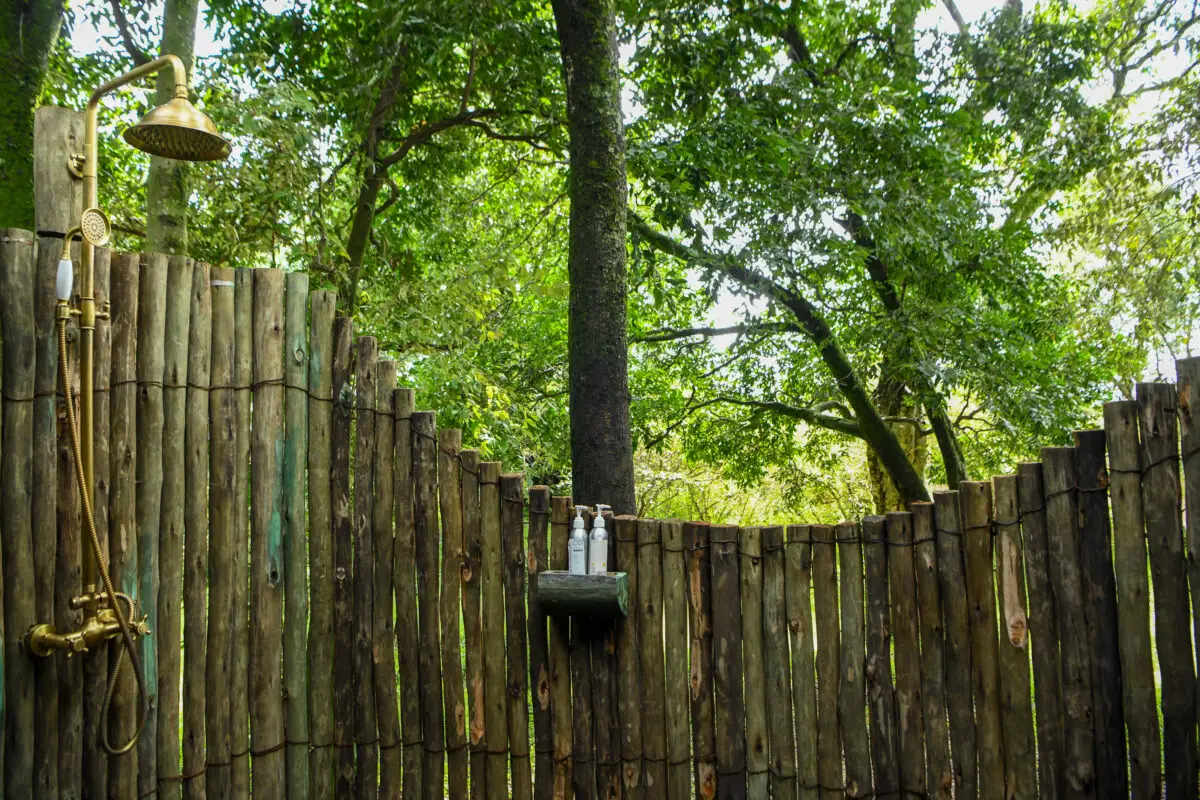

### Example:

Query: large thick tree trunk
xmin=146 ymin=0 xmax=200 ymax=254
xmin=0 ymin=0 xmax=65 ymax=229
xmin=551 ymin=0 xmax=637 ymax=514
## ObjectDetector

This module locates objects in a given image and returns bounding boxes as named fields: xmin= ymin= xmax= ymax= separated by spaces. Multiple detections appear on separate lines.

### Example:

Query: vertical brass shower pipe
xmin=76 ymin=55 xmax=190 ymax=605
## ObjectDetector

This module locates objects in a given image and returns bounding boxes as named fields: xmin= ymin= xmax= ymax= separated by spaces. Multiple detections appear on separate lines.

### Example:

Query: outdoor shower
xmin=25 ymin=54 xmax=229 ymax=755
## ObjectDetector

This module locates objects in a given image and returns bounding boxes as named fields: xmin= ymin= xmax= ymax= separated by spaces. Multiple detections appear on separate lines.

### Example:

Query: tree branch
xmin=713 ymin=396 xmax=864 ymax=437
xmin=108 ymin=0 xmax=151 ymax=66
xmin=378 ymin=108 xmax=501 ymax=167
xmin=462 ymin=119 xmax=550 ymax=151
xmin=633 ymin=321 xmax=800 ymax=343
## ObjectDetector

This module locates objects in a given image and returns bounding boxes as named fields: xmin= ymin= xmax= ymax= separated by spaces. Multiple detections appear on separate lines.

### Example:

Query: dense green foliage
xmin=24 ymin=0 xmax=1200 ymax=518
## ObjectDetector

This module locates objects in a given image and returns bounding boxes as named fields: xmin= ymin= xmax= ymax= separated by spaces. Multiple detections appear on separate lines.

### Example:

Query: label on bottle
xmin=588 ymin=539 xmax=608 ymax=575
xmin=568 ymin=538 xmax=587 ymax=575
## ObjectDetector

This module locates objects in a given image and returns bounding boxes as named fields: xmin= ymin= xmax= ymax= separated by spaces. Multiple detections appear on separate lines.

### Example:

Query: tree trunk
xmin=0 ymin=0 xmax=65 ymax=229
xmin=146 ymin=0 xmax=200 ymax=254
xmin=868 ymin=363 xmax=928 ymax=512
xmin=551 ymin=0 xmax=637 ymax=514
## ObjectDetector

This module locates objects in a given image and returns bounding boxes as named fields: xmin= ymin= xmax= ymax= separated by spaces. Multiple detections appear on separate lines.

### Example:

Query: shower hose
xmin=58 ymin=315 xmax=150 ymax=755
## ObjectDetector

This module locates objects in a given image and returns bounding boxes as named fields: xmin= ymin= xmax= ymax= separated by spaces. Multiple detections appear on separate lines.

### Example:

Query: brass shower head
xmin=123 ymin=97 xmax=231 ymax=162
xmin=80 ymin=207 xmax=111 ymax=247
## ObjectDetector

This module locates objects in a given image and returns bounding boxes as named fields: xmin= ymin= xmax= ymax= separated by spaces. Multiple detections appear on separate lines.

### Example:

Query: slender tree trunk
xmin=0 ymin=0 xmax=65 ymax=229
xmin=551 ymin=0 xmax=637 ymax=514
xmin=868 ymin=365 xmax=928 ymax=512
xmin=146 ymin=0 xmax=200 ymax=254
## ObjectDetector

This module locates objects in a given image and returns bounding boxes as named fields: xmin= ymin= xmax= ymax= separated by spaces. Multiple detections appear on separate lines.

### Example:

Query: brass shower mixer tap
xmin=27 ymin=599 xmax=150 ymax=658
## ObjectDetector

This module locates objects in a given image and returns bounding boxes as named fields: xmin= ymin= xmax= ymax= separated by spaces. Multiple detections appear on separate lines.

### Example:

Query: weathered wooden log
xmin=1181 ymin=357 xmax=1200 ymax=775
xmin=502 ymin=473 xmax=533 ymax=800
xmin=591 ymin=508 xmax=620 ymax=800
xmin=993 ymin=476 xmax=1036 ymax=800
xmin=107 ymin=251 xmax=141 ymax=799
xmin=156 ymin=253 xmax=192 ymax=799
xmin=549 ymin=497 xmax=575 ymax=799
xmin=32 ymin=234 xmax=59 ymax=800
xmin=331 ymin=316 xmax=355 ymax=797
xmin=206 ymin=267 xmax=237 ymax=797
xmin=960 ymin=482 xmax=1004 ymax=800
xmin=887 ymin=512 xmax=924 ymax=796
xmin=528 ymin=487 xmax=554 ymax=800
xmin=250 ymin=268 xmax=287 ymax=796
xmin=710 ymin=523 xmax=746 ymax=800
xmin=687 ymin=521 xmax=716 ymax=800
xmin=183 ymin=261 xmax=211 ymax=800
xmin=438 ymin=429 xmax=468 ymax=800
xmin=933 ymin=491 xmax=975 ymax=800
xmin=761 ymin=525 xmax=796 ymax=800
xmin=373 ymin=362 xmax=400 ymax=799
xmin=353 ymin=338 xmax=379 ymax=800
xmin=462 ymin=450 xmax=486 ymax=800
xmin=413 ymin=411 xmax=445 ymax=800
xmin=282 ymin=271 xmax=310 ymax=798
xmin=738 ymin=526 xmax=768 ymax=800
xmin=1103 ymin=402 xmax=1162 ymax=800
xmin=536 ymin=572 xmax=630 ymax=618
xmin=1 ymin=228 xmax=37 ymax=799
xmin=1073 ymin=429 xmax=1126 ymax=799
xmin=306 ymin=289 xmax=336 ymax=799
xmin=785 ymin=525 xmax=818 ymax=800
xmin=230 ymin=268 xmax=254 ymax=798
xmin=662 ymin=520 xmax=690 ymax=800
xmin=81 ymin=245 xmax=111 ymax=798
xmin=1016 ymin=462 xmax=1064 ymax=800
xmin=1136 ymin=383 xmax=1198 ymax=799
xmin=811 ymin=524 xmax=841 ymax=800
xmin=480 ymin=462 xmax=509 ymax=800
xmin=911 ymin=502 xmax=951 ymax=799
xmin=1042 ymin=447 xmax=1096 ymax=798
xmin=393 ymin=387 xmax=422 ymax=800
xmin=635 ymin=519 xmax=667 ymax=796
xmin=863 ymin=517 xmax=897 ymax=797
xmin=837 ymin=521 xmax=870 ymax=799
xmin=614 ymin=514 xmax=642 ymax=800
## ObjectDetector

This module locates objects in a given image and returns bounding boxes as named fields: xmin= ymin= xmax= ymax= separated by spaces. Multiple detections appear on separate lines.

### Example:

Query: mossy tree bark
xmin=0 ymin=0 xmax=64 ymax=228
xmin=550 ymin=0 xmax=636 ymax=514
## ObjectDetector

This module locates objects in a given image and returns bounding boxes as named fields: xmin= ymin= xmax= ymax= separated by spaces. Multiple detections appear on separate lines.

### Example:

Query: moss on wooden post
xmin=710 ymin=523 xmax=745 ymax=800
xmin=614 ymin=514 xmax=642 ymax=799
xmin=862 ymin=516 xmax=898 ymax=797
xmin=761 ymin=525 xmax=796 ymax=799
xmin=687 ymin=521 xmax=716 ymax=800
xmin=393 ymin=387 xmax=423 ymax=799
xmin=439 ymin=429 xmax=468 ymax=800
xmin=933 ymin=491 xmax=974 ymax=800
xmin=330 ymin=316 xmax=355 ymax=795
xmin=501 ymin=473 xmax=533 ymax=800
xmin=549 ymin=497 xmax=575 ymax=799
xmin=911 ymin=503 xmax=951 ymax=799
xmin=374 ymin=363 xmax=400 ymax=798
xmin=785 ymin=525 xmax=818 ymax=800
xmin=837 ymin=521 xmax=870 ymax=798
xmin=413 ymin=411 xmax=445 ymax=800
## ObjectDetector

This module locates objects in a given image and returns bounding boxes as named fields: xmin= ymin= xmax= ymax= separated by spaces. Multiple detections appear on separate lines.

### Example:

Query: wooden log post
xmin=709 ymin=523 xmax=746 ymax=800
xmin=156 ymin=253 xmax=192 ymax=799
xmin=528 ymin=487 xmax=554 ymax=800
xmin=413 ymin=411 xmax=445 ymax=800
xmin=373 ymin=363 xmax=400 ymax=799
xmin=480 ymin=462 xmax=508 ymax=800
xmin=394 ymin=387 xmax=421 ymax=799
xmin=54 ymin=245 xmax=78 ymax=797
xmin=911 ymin=503 xmax=951 ymax=799
xmin=592 ymin=511 xmax=620 ymax=800
xmin=183 ymin=261 xmax=212 ymax=800
xmin=353 ymin=338 xmax=379 ymax=800
xmin=837 ymin=521 xmax=870 ymax=798
xmin=886 ymin=512 xmax=924 ymax=796
xmin=331 ymin=317 xmax=355 ymax=796
xmin=306 ymin=289 xmax=336 ymax=798
xmin=549 ymin=498 xmax=575 ymax=799
xmin=785 ymin=525 xmax=818 ymax=800
xmin=32 ymin=232 xmax=59 ymax=800
xmin=960 ymin=482 xmax=1004 ymax=800
xmin=282 ymin=272 xmax=310 ymax=798
xmin=993 ymin=476 xmax=1036 ymax=800
xmin=502 ymin=474 xmax=533 ymax=800
xmin=637 ymin=519 xmax=668 ymax=796
xmin=933 ymin=491 xmax=975 ymax=800
xmin=81 ymin=246 xmax=112 ymax=798
xmin=1103 ymin=402 xmax=1161 ymax=800
xmin=439 ymin=429 xmax=468 ymax=800
xmin=1136 ymin=383 xmax=1198 ymax=799
xmin=761 ymin=525 xmax=796 ymax=800
xmin=614 ymin=514 xmax=642 ymax=800
xmin=250 ymin=268 xmax=287 ymax=796
xmin=811 ymin=524 xmax=841 ymax=800
xmin=663 ymin=520 xmax=690 ymax=800
xmin=1 ymin=228 xmax=37 ymax=799
xmin=107 ymin=252 xmax=141 ymax=799
xmin=1042 ymin=447 xmax=1097 ymax=798
xmin=462 ymin=450 xmax=487 ymax=800
xmin=686 ymin=521 xmax=715 ymax=800
xmin=1180 ymin=358 xmax=1200 ymax=768
xmin=1016 ymin=462 xmax=1064 ymax=800
xmin=864 ymin=517 xmax=898 ymax=797
xmin=206 ymin=267 xmax=237 ymax=797
xmin=738 ymin=527 xmax=768 ymax=800
xmin=230 ymin=268 xmax=254 ymax=798
xmin=1073 ymin=430 xmax=1126 ymax=799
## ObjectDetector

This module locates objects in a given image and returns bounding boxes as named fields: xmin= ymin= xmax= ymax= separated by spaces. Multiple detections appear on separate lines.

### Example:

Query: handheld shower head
xmin=80 ymin=207 xmax=111 ymax=247
xmin=123 ymin=97 xmax=231 ymax=162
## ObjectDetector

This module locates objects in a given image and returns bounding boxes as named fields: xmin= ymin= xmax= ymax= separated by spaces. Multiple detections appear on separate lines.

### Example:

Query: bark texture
xmin=551 ymin=0 xmax=636 ymax=514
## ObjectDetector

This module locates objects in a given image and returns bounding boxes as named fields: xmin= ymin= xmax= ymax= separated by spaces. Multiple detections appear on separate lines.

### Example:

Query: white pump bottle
xmin=589 ymin=505 xmax=611 ymax=575
xmin=569 ymin=506 xmax=588 ymax=575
